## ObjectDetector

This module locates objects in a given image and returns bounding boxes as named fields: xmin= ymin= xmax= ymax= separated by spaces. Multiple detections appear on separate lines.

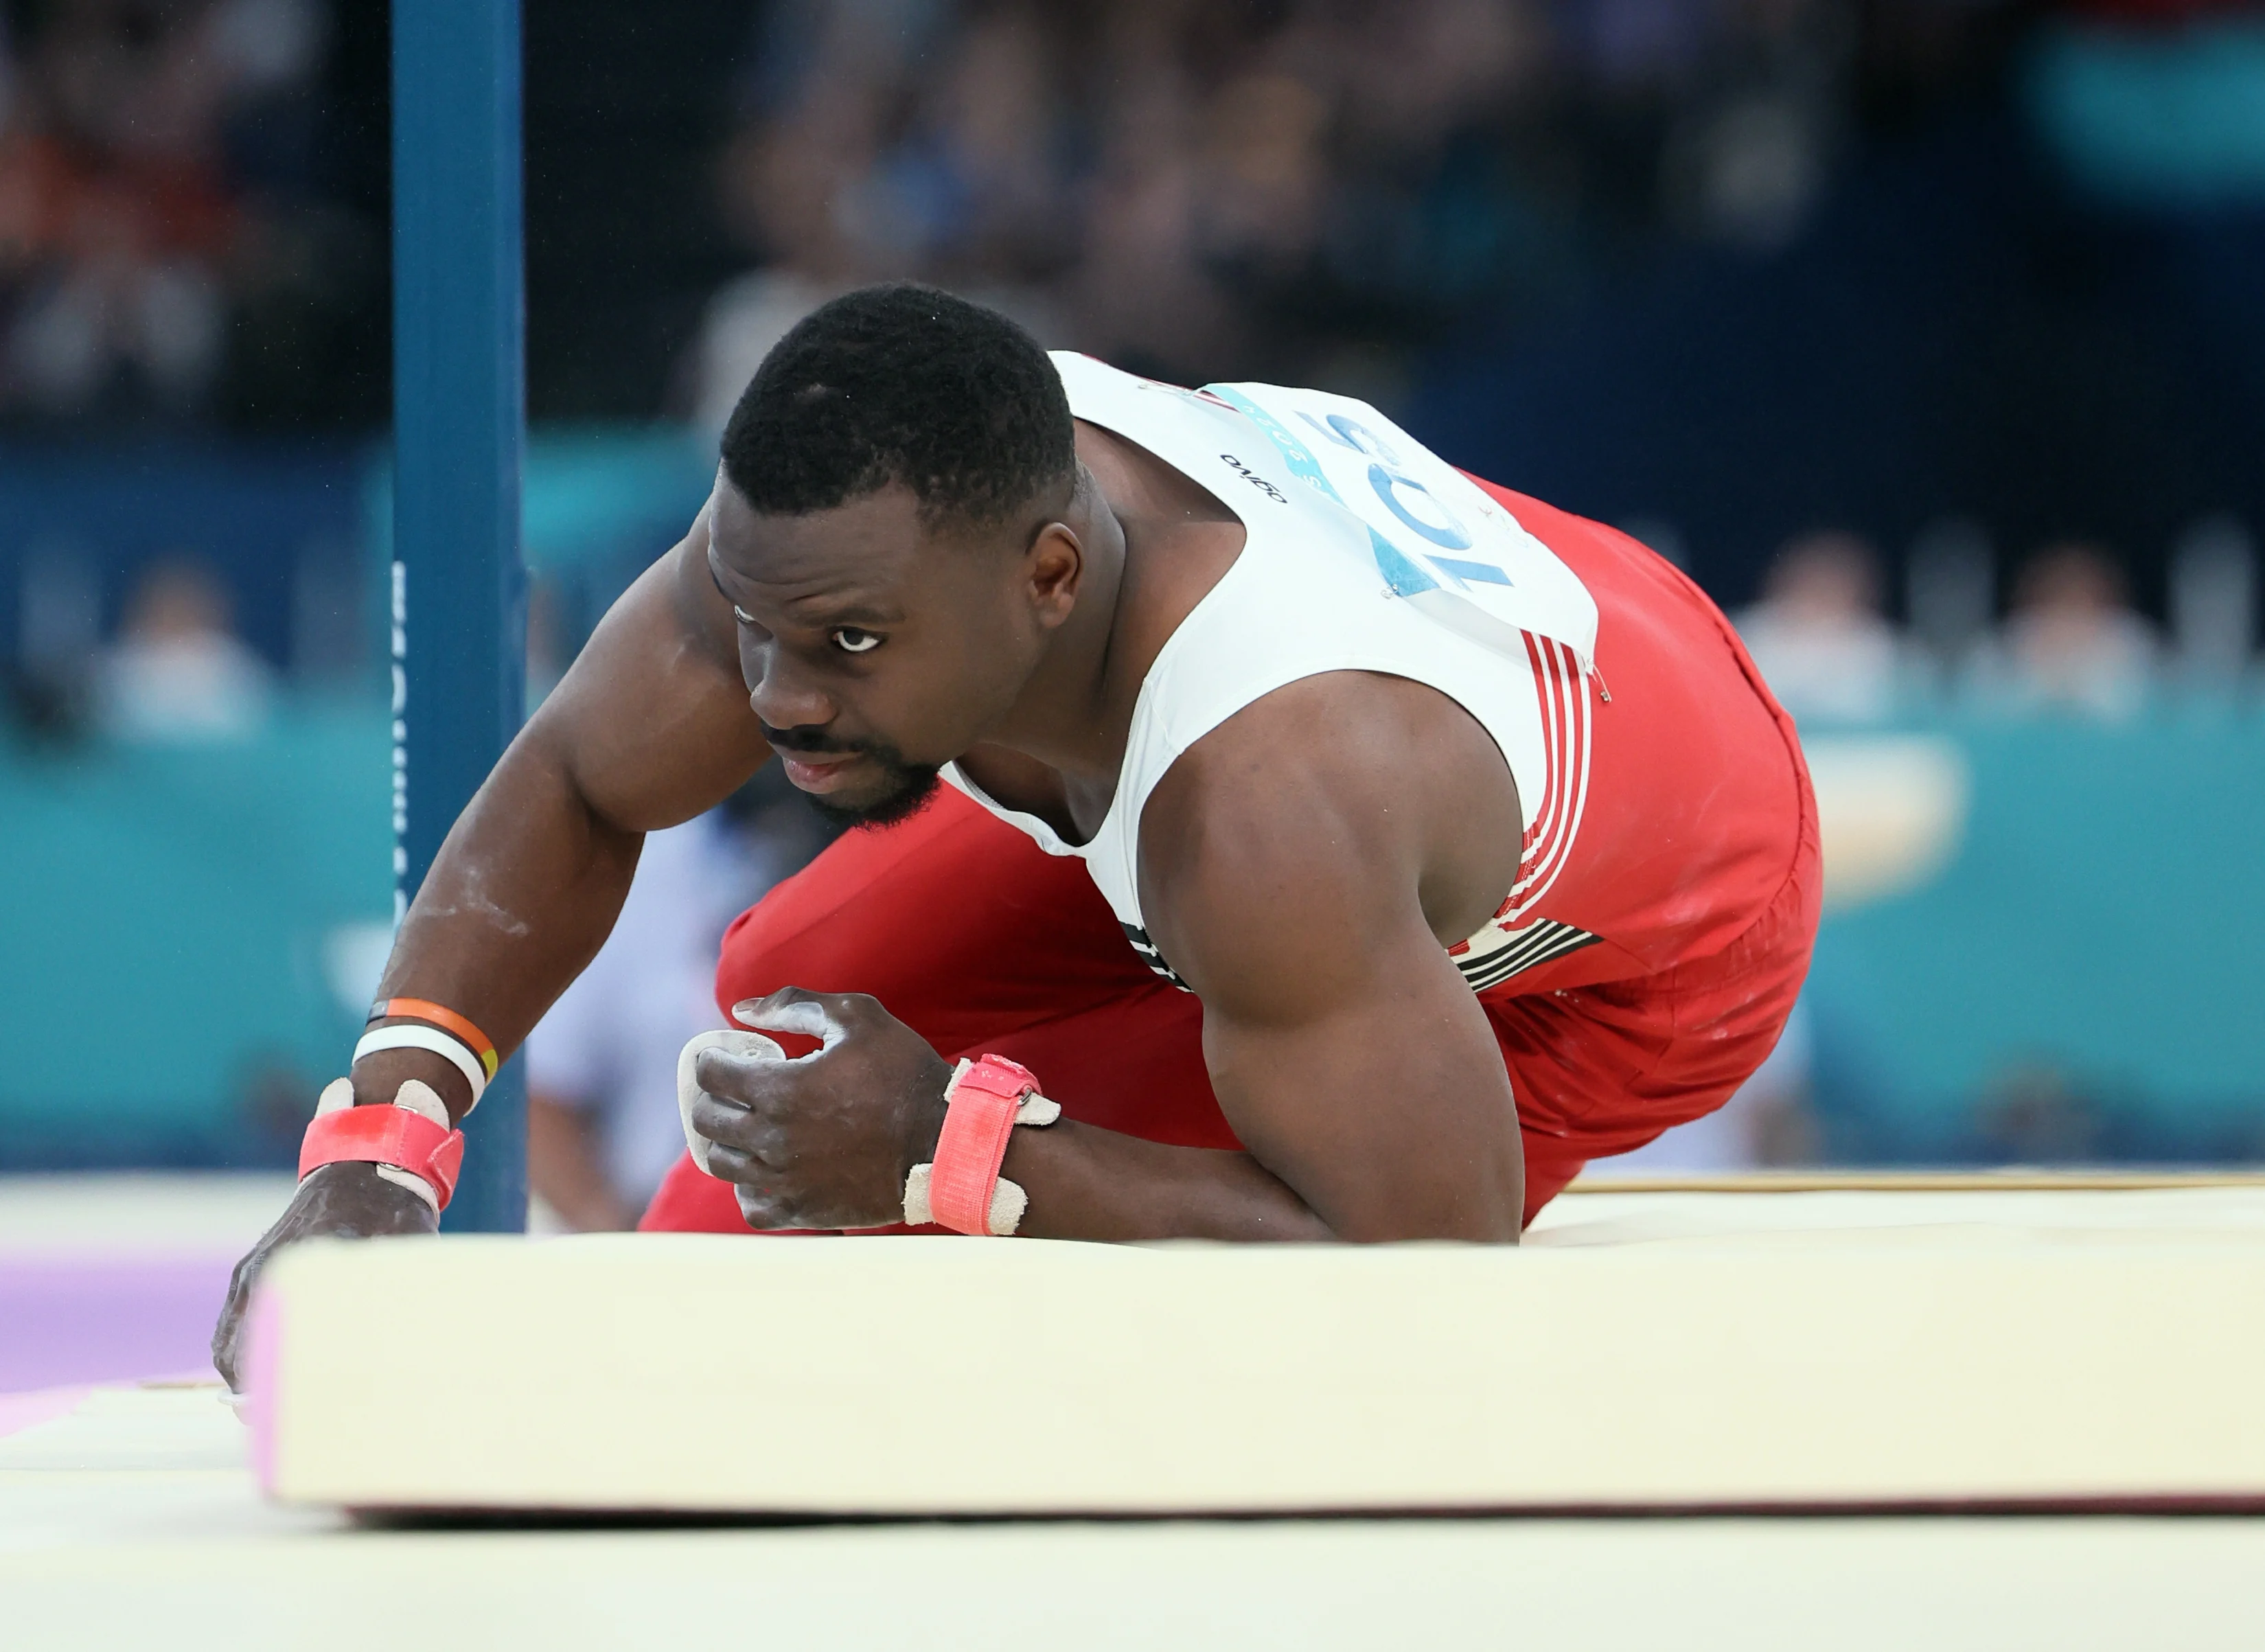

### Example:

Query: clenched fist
xmin=683 ymin=987 xmax=953 ymax=1232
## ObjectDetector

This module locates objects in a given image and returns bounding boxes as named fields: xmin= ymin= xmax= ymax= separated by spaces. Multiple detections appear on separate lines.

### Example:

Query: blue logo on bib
xmin=1206 ymin=385 xmax=1519 ymax=601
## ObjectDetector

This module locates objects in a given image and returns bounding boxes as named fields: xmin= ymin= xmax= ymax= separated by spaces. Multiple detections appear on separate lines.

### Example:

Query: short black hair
xmin=720 ymin=283 xmax=1075 ymax=530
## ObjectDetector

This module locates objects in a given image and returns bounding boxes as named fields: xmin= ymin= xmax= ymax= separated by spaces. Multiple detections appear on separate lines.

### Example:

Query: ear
xmin=1022 ymin=523 xmax=1084 ymax=630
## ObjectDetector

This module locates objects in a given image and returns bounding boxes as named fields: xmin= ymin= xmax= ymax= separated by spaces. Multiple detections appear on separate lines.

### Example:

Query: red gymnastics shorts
xmin=641 ymin=483 xmax=1820 ymax=1235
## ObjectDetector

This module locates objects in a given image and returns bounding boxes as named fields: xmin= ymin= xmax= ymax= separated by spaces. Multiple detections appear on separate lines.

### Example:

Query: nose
xmin=743 ymin=636 xmax=835 ymax=733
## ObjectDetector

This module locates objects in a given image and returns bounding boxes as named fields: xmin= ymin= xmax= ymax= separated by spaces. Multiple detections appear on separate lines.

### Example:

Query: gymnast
xmin=216 ymin=284 xmax=1816 ymax=1386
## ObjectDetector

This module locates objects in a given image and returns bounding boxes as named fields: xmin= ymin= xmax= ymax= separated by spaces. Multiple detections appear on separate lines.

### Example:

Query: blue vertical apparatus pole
xmin=391 ymin=0 xmax=527 ymax=1232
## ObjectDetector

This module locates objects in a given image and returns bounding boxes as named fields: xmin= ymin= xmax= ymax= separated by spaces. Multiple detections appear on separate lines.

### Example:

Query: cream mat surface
xmin=6 ymin=1187 xmax=2263 ymax=1649
xmin=5 ymin=1386 xmax=2262 ymax=1652
xmin=1526 ymin=1182 xmax=2265 ymax=1246
xmin=241 ymin=1186 xmax=2265 ymax=1515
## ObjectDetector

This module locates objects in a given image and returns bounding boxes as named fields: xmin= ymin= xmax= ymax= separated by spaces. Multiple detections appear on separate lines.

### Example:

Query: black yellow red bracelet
xmin=357 ymin=998 xmax=501 ymax=1110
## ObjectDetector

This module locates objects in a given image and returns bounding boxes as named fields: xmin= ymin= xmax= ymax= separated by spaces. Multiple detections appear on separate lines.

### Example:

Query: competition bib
xmin=1204 ymin=382 xmax=1598 ymax=671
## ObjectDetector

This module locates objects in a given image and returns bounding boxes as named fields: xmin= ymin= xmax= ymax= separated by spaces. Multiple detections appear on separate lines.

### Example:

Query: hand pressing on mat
xmin=686 ymin=987 xmax=952 ymax=1232
xmin=212 ymin=1060 xmax=461 ymax=1391
xmin=211 ymin=1158 xmax=437 ymax=1391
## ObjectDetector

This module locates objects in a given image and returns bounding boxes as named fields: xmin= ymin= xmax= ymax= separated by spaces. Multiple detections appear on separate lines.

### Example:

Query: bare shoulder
xmin=530 ymin=501 xmax=769 ymax=831
xmin=1136 ymin=672 xmax=1521 ymax=1013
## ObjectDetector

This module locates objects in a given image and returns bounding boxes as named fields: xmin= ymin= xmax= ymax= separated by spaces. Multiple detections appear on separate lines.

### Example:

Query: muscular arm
xmin=1002 ymin=673 xmax=1526 ymax=1242
xmin=356 ymin=506 xmax=768 ymax=1123
xmin=687 ymin=673 xmax=1526 ymax=1245
xmin=214 ymin=503 xmax=763 ymax=1385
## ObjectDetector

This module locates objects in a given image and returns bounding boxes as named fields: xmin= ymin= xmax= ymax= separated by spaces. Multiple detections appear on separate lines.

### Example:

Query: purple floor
xmin=0 ymin=1254 xmax=234 ymax=1390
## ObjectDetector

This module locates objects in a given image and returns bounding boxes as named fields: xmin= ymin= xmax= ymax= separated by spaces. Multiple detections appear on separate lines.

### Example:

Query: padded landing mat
xmin=247 ymin=1186 xmax=2265 ymax=1516
xmin=9 ymin=1191 xmax=2265 ymax=1651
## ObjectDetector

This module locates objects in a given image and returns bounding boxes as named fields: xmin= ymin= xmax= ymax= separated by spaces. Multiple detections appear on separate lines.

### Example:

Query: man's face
xmin=707 ymin=479 xmax=1050 ymax=827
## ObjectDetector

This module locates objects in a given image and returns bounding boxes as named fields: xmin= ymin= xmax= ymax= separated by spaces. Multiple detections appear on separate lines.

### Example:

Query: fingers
xmin=704 ymin=1141 xmax=797 ymax=1226
xmin=734 ymin=1182 xmax=803 ymax=1232
xmin=211 ymin=1289 xmax=244 ymax=1389
xmin=678 ymin=1029 xmax=781 ymax=1177
xmin=689 ymin=1093 xmax=790 ymax=1164
xmin=212 ymin=1246 xmax=265 ymax=1391
xmin=692 ymin=1042 xmax=792 ymax=1106
xmin=730 ymin=986 xmax=876 ymax=1051
xmin=701 ymin=1142 xmax=763 ymax=1183
xmin=685 ymin=1025 xmax=803 ymax=1187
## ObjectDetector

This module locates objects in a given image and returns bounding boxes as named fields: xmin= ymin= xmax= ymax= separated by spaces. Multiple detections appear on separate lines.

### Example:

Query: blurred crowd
xmin=682 ymin=0 xmax=2006 ymax=430
xmin=0 ymin=0 xmax=373 ymax=426
xmin=1735 ymin=518 xmax=2260 ymax=727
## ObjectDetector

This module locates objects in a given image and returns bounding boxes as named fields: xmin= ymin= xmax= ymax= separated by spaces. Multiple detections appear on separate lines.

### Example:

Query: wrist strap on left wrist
xmin=903 ymin=1055 xmax=1059 ymax=1235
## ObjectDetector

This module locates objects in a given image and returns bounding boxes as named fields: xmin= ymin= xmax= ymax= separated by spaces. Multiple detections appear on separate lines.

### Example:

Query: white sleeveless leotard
xmin=942 ymin=352 xmax=1604 ymax=994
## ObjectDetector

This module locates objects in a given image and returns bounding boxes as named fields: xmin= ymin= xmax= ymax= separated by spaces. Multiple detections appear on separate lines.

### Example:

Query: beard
xmin=763 ymin=721 xmax=943 ymax=831
xmin=805 ymin=757 xmax=943 ymax=831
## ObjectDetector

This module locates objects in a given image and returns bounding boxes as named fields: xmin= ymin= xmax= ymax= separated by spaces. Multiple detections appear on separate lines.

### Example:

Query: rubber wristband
xmin=926 ymin=1055 xmax=1039 ymax=1236
xmin=370 ymin=997 xmax=500 ymax=1080
xmin=354 ymin=1024 xmax=487 ymax=1109
xmin=299 ymin=1103 xmax=465 ymax=1211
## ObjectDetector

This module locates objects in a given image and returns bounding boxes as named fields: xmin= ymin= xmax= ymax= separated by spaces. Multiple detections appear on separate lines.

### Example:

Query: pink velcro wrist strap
xmin=299 ymin=1103 xmax=466 ymax=1211
xmin=925 ymin=1055 xmax=1039 ymax=1236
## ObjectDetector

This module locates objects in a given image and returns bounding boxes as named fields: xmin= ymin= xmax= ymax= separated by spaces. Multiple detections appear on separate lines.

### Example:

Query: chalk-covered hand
xmin=211 ymin=1160 xmax=437 ymax=1391
xmin=689 ymin=987 xmax=952 ymax=1232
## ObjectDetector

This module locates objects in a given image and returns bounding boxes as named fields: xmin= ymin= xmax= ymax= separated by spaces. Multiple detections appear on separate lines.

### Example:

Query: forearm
xmin=1002 ymin=1121 xmax=1335 ymax=1242
xmin=695 ymin=988 xmax=1517 ymax=1245
xmin=352 ymin=527 xmax=761 ymax=1123
xmin=214 ymin=517 xmax=750 ymax=1384
xmin=993 ymin=1013 xmax=1522 ymax=1245
xmin=358 ymin=731 xmax=643 ymax=1123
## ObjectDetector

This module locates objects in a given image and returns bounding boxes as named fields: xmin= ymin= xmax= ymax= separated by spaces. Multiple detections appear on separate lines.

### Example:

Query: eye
xmin=831 ymin=628 xmax=882 ymax=654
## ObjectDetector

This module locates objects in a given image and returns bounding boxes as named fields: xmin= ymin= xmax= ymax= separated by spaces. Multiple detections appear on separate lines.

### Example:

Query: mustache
xmin=759 ymin=721 xmax=862 ymax=757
